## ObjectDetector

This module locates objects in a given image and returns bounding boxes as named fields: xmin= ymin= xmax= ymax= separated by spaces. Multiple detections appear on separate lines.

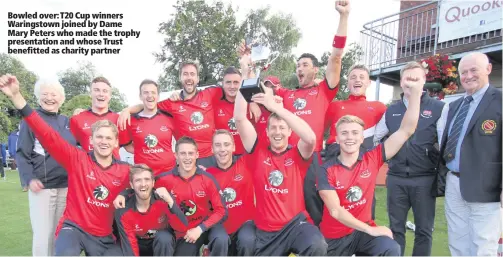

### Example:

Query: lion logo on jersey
xmin=191 ymin=112 xmax=204 ymax=125
xmin=346 ymin=186 xmax=363 ymax=203
xmin=227 ymin=118 xmax=237 ymax=130
xmin=268 ymin=170 xmax=284 ymax=187
xmin=180 ymin=200 xmax=197 ymax=216
xmin=222 ymin=188 xmax=237 ymax=202
xmin=293 ymin=98 xmax=307 ymax=110
xmin=93 ymin=185 xmax=110 ymax=201
xmin=144 ymin=134 xmax=158 ymax=148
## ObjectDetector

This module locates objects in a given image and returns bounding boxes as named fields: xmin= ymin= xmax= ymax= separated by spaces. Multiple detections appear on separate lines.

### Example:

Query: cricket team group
xmin=1 ymin=0 xmax=501 ymax=256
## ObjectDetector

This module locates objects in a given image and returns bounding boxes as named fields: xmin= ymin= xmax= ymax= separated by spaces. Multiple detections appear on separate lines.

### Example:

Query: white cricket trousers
xmin=28 ymin=188 xmax=68 ymax=256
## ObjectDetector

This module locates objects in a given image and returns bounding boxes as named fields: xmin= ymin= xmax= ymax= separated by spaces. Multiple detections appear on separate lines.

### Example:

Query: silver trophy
xmin=240 ymin=41 xmax=280 ymax=102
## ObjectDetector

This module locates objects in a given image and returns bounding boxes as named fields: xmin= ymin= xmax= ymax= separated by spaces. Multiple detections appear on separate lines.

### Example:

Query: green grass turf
xmin=0 ymin=169 xmax=451 ymax=256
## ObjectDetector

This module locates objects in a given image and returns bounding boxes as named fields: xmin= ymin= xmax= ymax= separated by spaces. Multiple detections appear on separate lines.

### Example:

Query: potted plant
xmin=421 ymin=54 xmax=459 ymax=100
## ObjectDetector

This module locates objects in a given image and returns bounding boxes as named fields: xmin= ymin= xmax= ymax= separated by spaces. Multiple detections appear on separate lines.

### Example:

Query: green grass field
xmin=0 ymin=169 xmax=451 ymax=256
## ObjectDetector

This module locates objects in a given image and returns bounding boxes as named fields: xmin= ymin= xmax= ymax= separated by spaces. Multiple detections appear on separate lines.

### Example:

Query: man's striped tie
xmin=443 ymin=96 xmax=473 ymax=162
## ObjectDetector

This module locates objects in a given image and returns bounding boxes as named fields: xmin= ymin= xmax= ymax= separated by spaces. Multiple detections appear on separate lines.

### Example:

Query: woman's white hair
xmin=34 ymin=77 xmax=66 ymax=107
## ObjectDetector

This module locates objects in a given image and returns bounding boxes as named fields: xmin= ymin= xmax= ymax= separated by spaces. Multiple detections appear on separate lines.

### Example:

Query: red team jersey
xmin=155 ymin=168 xmax=227 ymax=238
xmin=20 ymin=106 xmax=130 ymax=237
xmin=325 ymin=95 xmax=387 ymax=146
xmin=206 ymin=156 xmax=255 ymax=234
xmin=213 ymin=98 xmax=246 ymax=155
xmin=247 ymin=139 xmax=312 ymax=232
xmin=157 ymin=87 xmax=223 ymax=158
xmin=69 ymin=109 xmax=123 ymax=158
xmin=317 ymin=145 xmax=386 ymax=239
xmin=115 ymin=194 xmax=188 ymax=256
xmin=275 ymin=79 xmax=338 ymax=152
xmin=119 ymin=111 xmax=176 ymax=175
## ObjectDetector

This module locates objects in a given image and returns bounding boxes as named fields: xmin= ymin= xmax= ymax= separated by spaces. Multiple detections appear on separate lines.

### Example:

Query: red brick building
xmin=360 ymin=0 xmax=502 ymax=100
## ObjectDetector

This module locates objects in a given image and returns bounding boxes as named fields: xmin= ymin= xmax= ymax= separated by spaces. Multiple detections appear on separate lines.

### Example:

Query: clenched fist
xmin=335 ymin=0 xmax=351 ymax=15
xmin=0 ymin=74 xmax=20 ymax=98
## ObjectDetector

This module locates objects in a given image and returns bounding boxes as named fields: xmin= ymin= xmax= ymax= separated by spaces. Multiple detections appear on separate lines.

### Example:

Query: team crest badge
xmin=222 ymin=188 xmax=237 ymax=202
xmin=191 ymin=112 xmax=204 ymax=124
xmin=421 ymin=110 xmax=432 ymax=118
xmin=481 ymin=120 xmax=497 ymax=134
xmin=360 ymin=169 xmax=371 ymax=179
xmin=293 ymin=98 xmax=307 ymax=110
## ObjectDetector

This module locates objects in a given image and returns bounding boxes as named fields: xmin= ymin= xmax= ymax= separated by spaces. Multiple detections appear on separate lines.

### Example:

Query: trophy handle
xmin=268 ymin=51 xmax=280 ymax=65
xmin=257 ymin=51 xmax=280 ymax=76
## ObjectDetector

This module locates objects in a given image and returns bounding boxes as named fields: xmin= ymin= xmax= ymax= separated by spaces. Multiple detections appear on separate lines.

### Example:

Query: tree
xmin=318 ymin=43 xmax=364 ymax=100
xmin=241 ymin=7 xmax=301 ymax=89
xmin=58 ymin=61 xmax=128 ymax=113
xmin=156 ymin=0 xmax=242 ymax=91
xmin=155 ymin=1 xmax=303 ymax=91
xmin=0 ymin=111 xmax=12 ymax=143
xmin=109 ymin=87 xmax=128 ymax=112
xmin=57 ymin=61 xmax=97 ymax=100
xmin=59 ymin=94 xmax=91 ymax=117
xmin=0 ymin=54 xmax=37 ymax=133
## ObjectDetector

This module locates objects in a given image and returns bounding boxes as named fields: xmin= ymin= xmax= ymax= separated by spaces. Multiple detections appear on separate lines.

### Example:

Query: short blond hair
xmin=348 ymin=64 xmax=370 ymax=77
xmin=129 ymin=164 xmax=153 ymax=183
xmin=91 ymin=120 xmax=119 ymax=139
xmin=213 ymin=129 xmax=235 ymax=144
xmin=400 ymin=61 xmax=427 ymax=78
xmin=335 ymin=115 xmax=365 ymax=131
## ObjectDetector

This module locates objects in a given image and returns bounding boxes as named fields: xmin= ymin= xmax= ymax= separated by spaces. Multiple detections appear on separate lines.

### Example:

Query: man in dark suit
xmin=438 ymin=52 xmax=502 ymax=256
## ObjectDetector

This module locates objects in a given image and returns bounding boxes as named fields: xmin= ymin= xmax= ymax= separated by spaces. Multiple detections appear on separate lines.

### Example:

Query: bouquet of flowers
xmin=421 ymin=54 xmax=459 ymax=99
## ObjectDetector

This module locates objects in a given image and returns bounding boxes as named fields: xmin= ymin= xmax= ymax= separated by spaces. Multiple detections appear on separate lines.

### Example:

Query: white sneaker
xmin=406 ymin=221 xmax=416 ymax=231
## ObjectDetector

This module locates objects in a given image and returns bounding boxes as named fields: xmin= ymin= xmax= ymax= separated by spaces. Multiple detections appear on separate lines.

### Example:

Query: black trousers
xmin=0 ymin=158 xmax=4 ymax=177
xmin=254 ymin=213 xmax=327 ymax=256
xmin=229 ymin=221 xmax=256 ymax=256
xmin=55 ymin=222 xmax=115 ymax=256
xmin=103 ymin=230 xmax=175 ymax=256
xmin=327 ymin=230 xmax=401 ymax=256
xmin=304 ymin=151 xmax=324 ymax=226
xmin=174 ymin=224 xmax=230 ymax=256
xmin=386 ymin=174 xmax=436 ymax=256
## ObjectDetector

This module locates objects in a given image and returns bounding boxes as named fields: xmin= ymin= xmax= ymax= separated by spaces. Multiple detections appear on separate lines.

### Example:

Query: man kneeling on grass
xmin=317 ymin=71 xmax=425 ymax=256
xmin=105 ymin=164 xmax=188 ymax=256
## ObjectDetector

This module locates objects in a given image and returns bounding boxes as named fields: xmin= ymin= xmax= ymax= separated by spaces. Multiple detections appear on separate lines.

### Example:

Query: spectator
xmin=8 ymin=126 xmax=23 ymax=189
xmin=373 ymin=61 xmax=445 ymax=256
xmin=15 ymin=78 xmax=77 ymax=256
xmin=438 ymin=52 xmax=502 ymax=256
xmin=1 ymin=143 xmax=6 ymax=167
xmin=0 ymin=144 xmax=4 ymax=179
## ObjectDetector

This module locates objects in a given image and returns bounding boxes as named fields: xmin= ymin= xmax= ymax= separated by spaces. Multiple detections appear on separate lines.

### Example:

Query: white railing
xmin=360 ymin=1 xmax=502 ymax=72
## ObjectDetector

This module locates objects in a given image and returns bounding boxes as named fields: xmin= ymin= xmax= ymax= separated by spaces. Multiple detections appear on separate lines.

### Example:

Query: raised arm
xmin=383 ymin=77 xmax=422 ymax=160
xmin=0 ymin=75 xmax=81 ymax=171
xmin=251 ymin=85 xmax=316 ymax=159
xmin=326 ymin=0 xmax=350 ymax=89
xmin=234 ymin=89 xmax=258 ymax=153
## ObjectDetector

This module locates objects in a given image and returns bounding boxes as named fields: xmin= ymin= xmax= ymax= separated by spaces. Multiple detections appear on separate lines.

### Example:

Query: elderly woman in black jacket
xmin=16 ymin=78 xmax=77 ymax=256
